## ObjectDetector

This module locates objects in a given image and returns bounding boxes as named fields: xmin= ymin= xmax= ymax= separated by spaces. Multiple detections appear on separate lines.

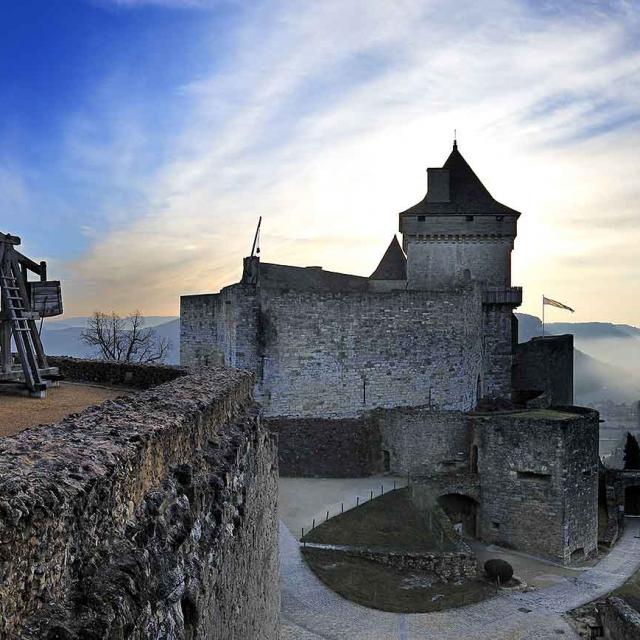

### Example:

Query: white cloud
xmin=60 ymin=0 xmax=640 ymax=323
xmin=100 ymin=0 xmax=218 ymax=8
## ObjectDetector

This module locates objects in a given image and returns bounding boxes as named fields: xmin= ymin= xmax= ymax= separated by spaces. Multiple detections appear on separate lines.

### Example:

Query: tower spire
xmin=453 ymin=129 xmax=457 ymax=150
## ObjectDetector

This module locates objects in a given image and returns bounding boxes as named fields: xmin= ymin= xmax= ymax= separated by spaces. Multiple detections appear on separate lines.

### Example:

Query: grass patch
xmin=302 ymin=547 xmax=495 ymax=613
xmin=301 ymin=488 xmax=451 ymax=551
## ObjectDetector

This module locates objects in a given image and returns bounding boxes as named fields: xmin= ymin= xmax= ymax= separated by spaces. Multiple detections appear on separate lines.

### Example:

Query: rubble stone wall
xmin=49 ymin=355 xmax=186 ymax=389
xmin=599 ymin=597 xmax=640 ymax=640
xmin=0 ymin=364 xmax=279 ymax=639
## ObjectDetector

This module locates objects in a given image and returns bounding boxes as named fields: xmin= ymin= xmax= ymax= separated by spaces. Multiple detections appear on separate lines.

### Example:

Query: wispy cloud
xmin=98 ymin=0 xmax=218 ymax=8
xmin=50 ymin=0 xmax=640 ymax=322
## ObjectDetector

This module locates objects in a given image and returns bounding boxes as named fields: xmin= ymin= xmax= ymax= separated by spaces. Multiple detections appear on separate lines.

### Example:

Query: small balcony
xmin=482 ymin=286 xmax=523 ymax=306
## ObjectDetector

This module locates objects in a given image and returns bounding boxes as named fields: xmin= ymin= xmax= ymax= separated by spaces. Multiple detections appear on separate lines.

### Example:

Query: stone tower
xmin=399 ymin=140 xmax=520 ymax=290
xmin=399 ymin=141 xmax=522 ymax=398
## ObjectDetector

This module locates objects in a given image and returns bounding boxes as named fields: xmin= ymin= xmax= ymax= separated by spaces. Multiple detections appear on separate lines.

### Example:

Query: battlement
xmin=482 ymin=286 xmax=523 ymax=306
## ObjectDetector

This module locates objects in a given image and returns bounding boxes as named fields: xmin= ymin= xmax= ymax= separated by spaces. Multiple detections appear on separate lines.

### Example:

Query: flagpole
xmin=542 ymin=294 xmax=545 ymax=336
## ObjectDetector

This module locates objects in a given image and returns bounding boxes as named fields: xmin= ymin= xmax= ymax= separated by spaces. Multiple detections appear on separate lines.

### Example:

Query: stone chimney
xmin=426 ymin=168 xmax=450 ymax=203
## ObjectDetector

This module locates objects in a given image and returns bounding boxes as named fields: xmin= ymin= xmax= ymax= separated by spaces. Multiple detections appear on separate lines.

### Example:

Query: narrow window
xmin=466 ymin=215 xmax=474 ymax=222
xmin=470 ymin=445 xmax=479 ymax=474
xmin=496 ymin=215 xmax=504 ymax=222
xmin=418 ymin=215 xmax=425 ymax=222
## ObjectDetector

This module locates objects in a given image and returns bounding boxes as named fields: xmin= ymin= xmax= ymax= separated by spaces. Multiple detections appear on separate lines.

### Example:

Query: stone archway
xmin=437 ymin=493 xmax=479 ymax=537
xmin=625 ymin=486 xmax=640 ymax=515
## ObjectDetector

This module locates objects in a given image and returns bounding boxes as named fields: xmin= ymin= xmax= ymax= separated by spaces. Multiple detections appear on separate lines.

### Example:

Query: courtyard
xmin=279 ymin=476 xmax=640 ymax=639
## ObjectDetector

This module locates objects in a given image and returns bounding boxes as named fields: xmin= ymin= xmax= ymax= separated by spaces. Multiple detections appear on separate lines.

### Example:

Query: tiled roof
xmin=400 ymin=142 xmax=521 ymax=216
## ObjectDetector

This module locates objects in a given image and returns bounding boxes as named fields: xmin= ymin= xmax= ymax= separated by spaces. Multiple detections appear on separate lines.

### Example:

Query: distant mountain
xmin=45 ymin=316 xmax=177 ymax=330
xmin=40 ymin=317 xmax=180 ymax=365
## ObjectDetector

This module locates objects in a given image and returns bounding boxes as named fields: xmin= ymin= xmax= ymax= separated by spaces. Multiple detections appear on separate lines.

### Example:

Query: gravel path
xmin=280 ymin=518 xmax=640 ymax=639
xmin=0 ymin=382 xmax=124 ymax=437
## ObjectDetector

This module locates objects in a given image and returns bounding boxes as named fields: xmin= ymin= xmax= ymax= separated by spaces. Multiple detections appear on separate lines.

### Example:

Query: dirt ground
xmin=0 ymin=382 xmax=125 ymax=437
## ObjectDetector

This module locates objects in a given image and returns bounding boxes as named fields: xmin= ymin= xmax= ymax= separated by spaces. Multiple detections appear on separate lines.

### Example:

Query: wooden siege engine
xmin=0 ymin=232 xmax=63 ymax=397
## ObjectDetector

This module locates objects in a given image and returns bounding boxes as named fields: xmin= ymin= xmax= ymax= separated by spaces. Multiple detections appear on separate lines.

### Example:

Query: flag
xmin=543 ymin=296 xmax=574 ymax=313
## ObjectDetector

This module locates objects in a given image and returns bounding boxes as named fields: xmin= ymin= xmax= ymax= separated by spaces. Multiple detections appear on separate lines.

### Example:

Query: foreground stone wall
xmin=0 ymin=364 xmax=279 ymax=639
xmin=598 ymin=597 xmax=640 ymax=640
xmin=49 ymin=355 xmax=186 ymax=389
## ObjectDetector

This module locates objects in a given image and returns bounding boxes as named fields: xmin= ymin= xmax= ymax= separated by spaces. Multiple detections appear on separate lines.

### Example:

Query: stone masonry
xmin=180 ymin=141 xmax=598 ymax=564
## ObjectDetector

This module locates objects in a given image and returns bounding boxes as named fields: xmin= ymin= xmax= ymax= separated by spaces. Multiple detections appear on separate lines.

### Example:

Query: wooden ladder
xmin=0 ymin=256 xmax=48 ymax=395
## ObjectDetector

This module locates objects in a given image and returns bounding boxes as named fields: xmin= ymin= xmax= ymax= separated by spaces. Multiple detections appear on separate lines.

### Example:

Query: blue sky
xmin=1 ymin=0 xmax=639 ymax=322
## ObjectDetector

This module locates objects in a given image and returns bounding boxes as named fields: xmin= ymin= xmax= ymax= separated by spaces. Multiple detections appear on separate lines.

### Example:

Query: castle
xmin=181 ymin=142 xmax=599 ymax=564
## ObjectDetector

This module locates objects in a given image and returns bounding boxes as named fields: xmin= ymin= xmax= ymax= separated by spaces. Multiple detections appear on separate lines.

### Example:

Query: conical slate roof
xmin=370 ymin=236 xmax=407 ymax=280
xmin=400 ymin=142 xmax=521 ymax=217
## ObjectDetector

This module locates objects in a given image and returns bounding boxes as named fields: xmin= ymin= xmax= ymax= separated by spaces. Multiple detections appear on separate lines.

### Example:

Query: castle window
xmin=418 ymin=215 xmax=425 ymax=222
xmin=470 ymin=445 xmax=479 ymax=474
xmin=517 ymin=471 xmax=551 ymax=482
xmin=496 ymin=215 xmax=504 ymax=222
xmin=492 ymin=521 xmax=500 ymax=530
xmin=466 ymin=215 xmax=474 ymax=222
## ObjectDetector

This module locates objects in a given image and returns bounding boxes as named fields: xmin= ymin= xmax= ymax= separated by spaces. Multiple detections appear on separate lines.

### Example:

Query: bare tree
xmin=81 ymin=310 xmax=170 ymax=363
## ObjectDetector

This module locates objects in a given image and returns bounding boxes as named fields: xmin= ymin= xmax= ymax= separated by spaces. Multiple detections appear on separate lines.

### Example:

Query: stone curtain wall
xmin=373 ymin=407 xmax=471 ymax=476
xmin=0 ymin=365 xmax=279 ymax=639
xmin=179 ymin=294 xmax=223 ymax=368
xmin=475 ymin=409 xmax=599 ymax=563
xmin=512 ymin=335 xmax=574 ymax=406
xmin=270 ymin=417 xmax=383 ymax=477
xmin=49 ymin=355 xmax=186 ymax=388
xmin=598 ymin=597 xmax=640 ymax=640
xmin=257 ymin=287 xmax=483 ymax=418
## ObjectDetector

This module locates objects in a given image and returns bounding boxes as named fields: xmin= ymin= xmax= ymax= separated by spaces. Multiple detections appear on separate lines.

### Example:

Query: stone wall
xmin=403 ymin=235 xmax=514 ymax=289
xmin=270 ymin=417 xmax=383 ymax=477
xmin=0 ymin=364 xmax=279 ymax=639
xmin=482 ymin=306 xmax=514 ymax=399
xmin=373 ymin=407 xmax=471 ymax=476
xmin=475 ymin=408 xmax=599 ymax=563
xmin=598 ymin=597 xmax=640 ymax=640
xmin=257 ymin=287 xmax=483 ymax=418
xmin=179 ymin=293 xmax=222 ymax=368
xmin=49 ymin=355 xmax=186 ymax=389
xmin=513 ymin=335 xmax=574 ymax=405
xmin=343 ymin=546 xmax=478 ymax=582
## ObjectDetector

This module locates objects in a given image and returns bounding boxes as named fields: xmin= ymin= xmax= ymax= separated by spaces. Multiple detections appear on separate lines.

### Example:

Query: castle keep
xmin=181 ymin=142 xmax=599 ymax=564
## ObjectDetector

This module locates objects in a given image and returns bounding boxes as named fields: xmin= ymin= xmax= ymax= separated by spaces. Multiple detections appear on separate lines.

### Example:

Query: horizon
xmin=2 ymin=1 xmax=639 ymax=323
